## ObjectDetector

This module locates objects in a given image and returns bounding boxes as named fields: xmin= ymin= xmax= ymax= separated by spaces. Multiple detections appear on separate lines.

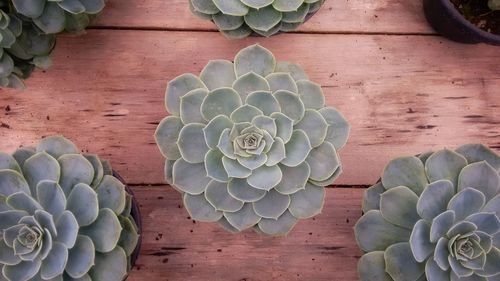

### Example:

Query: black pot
xmin=423 ymin=0 xmax=500 ymax=45
xmin=113 ymin=171 xmax=142 ymax=268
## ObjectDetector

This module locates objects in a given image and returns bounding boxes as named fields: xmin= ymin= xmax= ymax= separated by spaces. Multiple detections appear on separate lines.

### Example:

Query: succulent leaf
xmin=380 ymin=186 xmax=420 ymax=229
xmin=266 ymin=73 xmax=298 ymax=93
xmin=355 ymin=210 xmax=412 ymax=252
xmin=0 ymin=170 xmax=31 ymax=197
xmin=0 ymin=136 xmax=138 ymax=281
xmin=180 ymin=89 xmax=208 ymax=124
xmin=156 ymin=45 xmax=349 ymax=236
xmin=65 ymin=235 xmax=95 ymax=279
xmin=232 ymin=72 xmax=270 ymax=100
xmin=257 ymin=210 xmax=297 ymax=236
xmin=227 ymin=178 xmax=266 ymax=202
xmin=305 ymin=141 xmax=339 ymax=181
xmin=358 ymin=252 xmax=392 ymax=281
xmin=166 ymin=73 xmax=207 ymax=116
xmin=183 ymin=193 xmax=223 ymax=222
xmin=200 ymin=60 xmax=236 ymax=91
xmin=154 ymin=117 xmax=183 ymax=160
xmin=252 ymin=189 xmax=289 ymax=219
xmin=458 ymin=161 xmax=499 ymax=201
xmin=274 ymin=90 xmax=305 ymax=124
xmin=205 ymin=181 xmax=244 ymax=212
xmin=430 ymin=210 xmax=455 ymax=243
xmin=288 ymin=183 xmax=325 ymax=219
xmin=36 ymin=136 xmax=78 ymax=159
xmin=362 ymin=182 xmax=385 ymax=213
xmin=385 ymin=242 xmax=425 ymax=281
xmin=212 ymin=13 xmax=244 ymax=30
xmin=234 ymin=44 xmax=276 ymax=77
xmin=80 ymin=208 xmax=122 ymax=253
xmin=55 ymin=211 xmax=79 ymax=248
xmin=416 ymin=180 xmax=454 ymax=221
xmin=382 ymin=156 xmax=428 ymax=195
xmin=447 ymin=188 xmax=485 ymax=221
xmin=96 ymin=176 xmax=126 ymax=214
xmin=58 ymin=154 xmax=94 ymax=195
xmin=245 ymin=90 xmax=280 ymax=116
xmin=40 ymin=242 xmax=67 ymax=279
xmin=22 ymin=152 xmax=60 ymax=196
xmin=88 ymin=247 xmax=127 ymax=281
xmin=355 ymin=145 xmax=500 ymax=281
xmin=0 ymin=152 xmax=21 ymax=172
xmin=2 ymin=259 xmax=41 ymax=281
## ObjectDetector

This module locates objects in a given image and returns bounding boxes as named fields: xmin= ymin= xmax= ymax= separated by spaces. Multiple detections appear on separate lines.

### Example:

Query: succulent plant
xmin=0 ymin=136 xmax=139 ymax=281
xmin=355 ymin=144 xmax=500 ymax=281
xmin=10 ymin=0 xmax=104 ymax=34
xmin=189 ymin=0 xmax=325 ymax=39
xmin=0 ymin=9 xmax=55 ymax=89
xmin=0 ymin=0 xmax=104 ymax=89
xmin=155 ymin=44 xmax=349 ymax=236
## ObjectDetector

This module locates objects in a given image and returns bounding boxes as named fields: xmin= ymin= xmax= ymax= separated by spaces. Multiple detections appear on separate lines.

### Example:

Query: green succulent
xmin=189 ymin=0 xmax=325 ymax=38
xmin=0 ymin=136 xmax=139 ymax=281
xmin=0 ymin=10 xmax=55 ymax=89
xmin=355 ymin=144 xmax=500 ymax=281
xmin=0 ymin=0 xmax=104 ymax=89
xmin=489 ymin=0 xmax=500 ymax=10
xmin=155 ymin=44 xmax=349 ymax=236
xmin=10 ymin=0 xmax=104 ymax=34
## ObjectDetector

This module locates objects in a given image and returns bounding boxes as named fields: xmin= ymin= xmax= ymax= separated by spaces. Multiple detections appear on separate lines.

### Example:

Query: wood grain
xmin=126 ymin=186 xmax=363 ymax=281
xmin=0 ymin=30 xmax=498 ymax=186
xmin=93 ymin=0 xmax=434 ymax=34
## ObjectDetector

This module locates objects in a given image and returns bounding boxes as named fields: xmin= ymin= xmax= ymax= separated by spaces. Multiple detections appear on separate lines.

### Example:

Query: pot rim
xmin=113 ymin=171 xmax=142 ymax=269
xmin=437 ymin=0 xmax=500 ymax=43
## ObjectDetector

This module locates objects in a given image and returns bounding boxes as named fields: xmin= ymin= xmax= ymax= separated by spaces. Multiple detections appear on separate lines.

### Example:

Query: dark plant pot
xmin=113 ymin=171 xmax=142 ymax=268
xmin=423 ymin=0 xmax=500 ymax=45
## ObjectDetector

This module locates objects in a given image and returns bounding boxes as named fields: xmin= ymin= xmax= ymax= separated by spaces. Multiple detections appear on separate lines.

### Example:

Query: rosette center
xmin=234 ymin=126 xmax=266 ymax=157
xmin=18 ymin=225 xmax=42 ymax=249
xmin=450 ymin=234 xmax=483 ymax=262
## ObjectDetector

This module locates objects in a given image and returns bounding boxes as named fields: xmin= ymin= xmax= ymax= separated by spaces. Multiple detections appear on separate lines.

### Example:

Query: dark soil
xmin=450 ymin=0 xmax=500 ymax=35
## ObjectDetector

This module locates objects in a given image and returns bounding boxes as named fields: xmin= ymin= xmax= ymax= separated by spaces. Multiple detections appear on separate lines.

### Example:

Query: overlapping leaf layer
xmin=0 ymin=0 xmax=104 ymax=88
xmin=0 ymin=136 xmax=139 ymax=281
xmin=156 ymin=44 xmax=350 ymax=236
xmin=355 ymin=144 xmax=500 ymax=281
xmin=189 ymin=0 xmax=325 ymax=38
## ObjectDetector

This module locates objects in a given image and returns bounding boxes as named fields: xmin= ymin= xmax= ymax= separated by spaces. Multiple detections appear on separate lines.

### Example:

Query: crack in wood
xmin=147 ymin=247 xmax=187 ymax=256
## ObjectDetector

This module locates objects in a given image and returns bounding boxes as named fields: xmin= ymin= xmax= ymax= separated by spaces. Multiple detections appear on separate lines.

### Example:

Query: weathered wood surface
xmin=127 ymin=186 xmax=363 ymax=281
xmin=0 ymin=31 xmax=498 ymax=185
xmin=0 ymin=1 xmax=499 ymax=280
xmin=93 ymin=0 xmax=434 ymax=34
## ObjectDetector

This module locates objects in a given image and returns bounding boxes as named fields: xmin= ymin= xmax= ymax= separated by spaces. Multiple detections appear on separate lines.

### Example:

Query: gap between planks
xmin=88 ymin=25 xmax=439 ymax=37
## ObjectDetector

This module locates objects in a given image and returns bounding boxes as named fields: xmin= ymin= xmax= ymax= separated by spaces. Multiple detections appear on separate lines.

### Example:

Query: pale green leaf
xmin=183 ymin=193 xmax=223 ymax=222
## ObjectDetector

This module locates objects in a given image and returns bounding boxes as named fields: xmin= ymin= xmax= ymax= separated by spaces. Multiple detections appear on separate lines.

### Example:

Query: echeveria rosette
xmin=0 ymin=136 xmax=139 ymax=281
xmin=155 ymin=44 xmax=350 ymax=236
xmin=10 ymin=0 xmax=105 ymax=34
xmin=189 ymin=0 xmax=325 ymax=39
xmin=354 ymin=144 xmax=500 ymax=281
xmin=0 ymin=5 xmax=56 ymax=89
xmin=1 ymin=10 xmax=54 ymax=89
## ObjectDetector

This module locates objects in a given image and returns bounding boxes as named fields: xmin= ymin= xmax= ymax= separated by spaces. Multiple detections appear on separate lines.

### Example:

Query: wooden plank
xmin=127 ymin=186 xmax=363 ymax=281
xmin=93 ymin=0 xmax=433 ymax=34
xmin=0 ymin=30 xmax=499 ymax=185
